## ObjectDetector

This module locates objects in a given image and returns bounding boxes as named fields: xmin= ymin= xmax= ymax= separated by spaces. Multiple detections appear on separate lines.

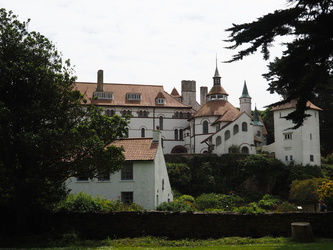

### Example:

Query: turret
xmin=239 ymin=81 xmax=252 ymax=115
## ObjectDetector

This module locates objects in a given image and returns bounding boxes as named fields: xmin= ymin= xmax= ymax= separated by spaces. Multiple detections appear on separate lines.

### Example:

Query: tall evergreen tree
xmin=225 ymin=0 xmax=333 ymax=128
xmin=0 ymin=8 xmax=128 ymax=228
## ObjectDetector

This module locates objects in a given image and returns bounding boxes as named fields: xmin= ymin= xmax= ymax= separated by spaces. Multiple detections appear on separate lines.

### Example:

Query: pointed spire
xmin=240 ymin=80 xmax=251 ymax=99
xmin=253 ymin=105 xmax=263 ymax=126
xmin=213 ymin=55 xmax=221 ymax=85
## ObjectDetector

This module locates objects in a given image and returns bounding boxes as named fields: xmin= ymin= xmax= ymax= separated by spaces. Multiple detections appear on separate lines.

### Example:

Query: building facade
xmin=66 ymin=130 xmax=173 ymax=210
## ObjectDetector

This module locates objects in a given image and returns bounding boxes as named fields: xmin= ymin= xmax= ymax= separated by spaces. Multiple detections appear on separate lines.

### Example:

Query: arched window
xmin=216 ymin=136 xmax=222 ymax=146
xmin=241 ymin=146 xmax=249 ymax=154
xmin=203 ymin=121 xmax=209 ymax=134
xmin=179 ymin=129 xmax=183 ymax=140
xmin=233 ymin=124 xmax=239 ymax=135
xmin=159 ymin=116 xmax=164 ymax=130
xmin=179 ymin=112 xmax=183 ymax=119
xmin=141 ymin=128 xmax=145 ymax=138
xmin=174 ymin=129 xmax=178 ymax=140
xmin=242 ymin=122 xmax=248 ymax=131
xmin=225 ymin=130 xmax=230 ymax=141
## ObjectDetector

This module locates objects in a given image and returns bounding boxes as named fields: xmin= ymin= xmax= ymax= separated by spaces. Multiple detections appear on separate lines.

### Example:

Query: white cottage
xmin=66 ymin=130 xmax=173 ymax=210
xmin=263 ymin=99 xmax=322 ymax=166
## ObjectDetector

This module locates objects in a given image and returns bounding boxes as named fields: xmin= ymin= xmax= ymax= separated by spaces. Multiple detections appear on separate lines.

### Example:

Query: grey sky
xmin=0 ymin=0 xmax=289 ymax=109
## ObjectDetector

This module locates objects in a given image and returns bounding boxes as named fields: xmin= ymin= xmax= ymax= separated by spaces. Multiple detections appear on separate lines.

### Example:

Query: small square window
xmin=121 ymin=192 xmax=133 ymax=204
xmin=77 ymin=176 xmax=89 ymax=181
xmin=98 ymin=172 xmax=110 ymax=181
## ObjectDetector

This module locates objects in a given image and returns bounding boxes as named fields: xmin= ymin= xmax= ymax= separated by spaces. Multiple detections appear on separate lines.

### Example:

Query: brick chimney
xmin=97 ymin=69 xmax=104 ymax=92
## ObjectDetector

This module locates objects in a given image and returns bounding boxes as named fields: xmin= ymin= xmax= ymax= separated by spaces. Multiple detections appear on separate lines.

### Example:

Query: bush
xmin=289 ymin=178 xmax=325 ymax=203
xmin=55 ymin=192 xmax=143 ymax=212
xmin=156 ymin=200 xmax=193 ymax=212
xmin=275 ymin=201 xmax=297 ymax=213
xmin=233 ymin=202 xmax=265 ymax=214
xmin=258 ymin=194 xmax=281 ymax=210
xmin=195 ymin=193 xmax=243 ymax=211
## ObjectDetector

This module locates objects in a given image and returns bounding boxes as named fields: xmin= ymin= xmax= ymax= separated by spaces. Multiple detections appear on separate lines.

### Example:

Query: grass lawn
xmin=3 ymin=236 xmax=333 ymax=250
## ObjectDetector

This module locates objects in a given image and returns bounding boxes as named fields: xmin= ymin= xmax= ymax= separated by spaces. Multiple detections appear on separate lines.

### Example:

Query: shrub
xmin=289 ymin=178 xmax=325 ymax=203
xmin=275 ymin=201 xmax=297 ymax=212
xmin=318 ymin=180 xmax=333 ymax=209
xmin=195 ymin=193 xmax=243 ymax=211
xmin=258 ymin=194 xmax=281 ymax=210
xmin=55 ymin=192 xmax=143 ymax=212
xmin=156 ymin=200 xmax=193 ymax=212
xmin=233 ymin=202 xmax=265 ymax=214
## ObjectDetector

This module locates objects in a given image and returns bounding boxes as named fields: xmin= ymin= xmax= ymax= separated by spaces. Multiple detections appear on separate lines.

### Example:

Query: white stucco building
xmin=74 ymin=62 xmax=321 ymax=164
xmin=263 ymin=100 xmax=322 ymax=166
xmin=66 ymin=130 xmax=173 ymax=210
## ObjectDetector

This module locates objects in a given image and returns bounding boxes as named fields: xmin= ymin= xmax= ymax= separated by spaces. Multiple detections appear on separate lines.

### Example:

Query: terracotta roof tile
xmin=111 ymin=138 xmax=158 ymax=161
xmin=271 ymin=99 xmax=322 ymax=111
xmin=75 ymin=82 xmax=191 ymax=108
xmin=193 ymin=100 xmax=240 ymax=121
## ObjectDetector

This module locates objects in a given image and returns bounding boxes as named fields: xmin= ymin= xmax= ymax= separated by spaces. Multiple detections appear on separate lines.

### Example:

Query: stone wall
xmin=2 ymin=211 xmax=332 ymax=239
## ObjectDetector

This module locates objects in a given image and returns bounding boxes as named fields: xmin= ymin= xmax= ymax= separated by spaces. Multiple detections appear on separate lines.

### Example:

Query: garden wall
xmin=2 ymin=211 xmax=332 ymax=239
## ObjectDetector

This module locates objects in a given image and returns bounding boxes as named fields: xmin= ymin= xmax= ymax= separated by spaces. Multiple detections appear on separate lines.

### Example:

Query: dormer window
xmin=126 ymin=93 xmax=141 ymax=100
xmin=156 ymin=98 xmax=165 ymax=105
xmin=94 ymin=91 xmax=113 ymax=100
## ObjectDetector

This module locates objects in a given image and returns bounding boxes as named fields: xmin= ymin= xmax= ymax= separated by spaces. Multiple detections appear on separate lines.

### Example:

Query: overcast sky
xmin=1 ymin=0 xmax=289 ymax=110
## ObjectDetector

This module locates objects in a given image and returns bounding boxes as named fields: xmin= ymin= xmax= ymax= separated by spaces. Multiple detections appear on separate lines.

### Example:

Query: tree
xmin=0 ymin=8 xmax=128 ymax=226
xmin=225 ymin=0 xmax=333 ymax=128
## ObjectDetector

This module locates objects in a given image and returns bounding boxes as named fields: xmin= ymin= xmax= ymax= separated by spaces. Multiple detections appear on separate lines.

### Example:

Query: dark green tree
xmin=225 ymin=0 xmax=333 ymax=128
xmin=0 ymin=8 xmax=128 ymax=226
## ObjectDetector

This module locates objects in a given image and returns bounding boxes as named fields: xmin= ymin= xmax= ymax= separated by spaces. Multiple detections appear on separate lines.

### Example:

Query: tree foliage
xmin=0 ymin=8 xmax=128 ymax=214
xmin=289 ymin=178 xmax=325 ymax=203
xmin=225 ymin=0 xmax=333 ymax=128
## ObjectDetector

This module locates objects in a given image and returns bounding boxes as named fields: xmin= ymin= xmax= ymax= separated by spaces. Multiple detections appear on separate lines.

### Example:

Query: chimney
xmin=97 ymin=69 xmax=104 ymax=92
xmin=153 ymin=126 xmax=161 ymax=143
xmin=200 ymin=86 xmax=208 ymax=106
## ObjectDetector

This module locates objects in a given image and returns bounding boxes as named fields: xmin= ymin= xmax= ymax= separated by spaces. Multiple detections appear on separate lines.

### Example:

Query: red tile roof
xmin=111 ymin=138 xmax=158 ymax=161
xmin=75 ymin=82 xmax=191 ymax=108
xmin=271 ymin=99 xmax=322 ymax=111
xmin=193 ymin=100 xmax=240 ymax=121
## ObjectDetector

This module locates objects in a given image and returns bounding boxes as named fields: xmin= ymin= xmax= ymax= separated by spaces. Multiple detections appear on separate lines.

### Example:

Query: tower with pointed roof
xmin=239 ymin=81 xmax=252 ymax=115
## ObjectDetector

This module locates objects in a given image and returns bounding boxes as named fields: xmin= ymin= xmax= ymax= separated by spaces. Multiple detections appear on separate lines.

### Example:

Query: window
xmin=174 ymin=129 xmax=178 ymax=140
xmin=225 ymin=130 xmax=230 ymax=141
xmin=256 ymin=131 xmax=261 ymax=137
xmin=310 ymin=155 xmax=314 ymax=162
xmin=290 ymin=155 xmax=293 ymax=161
xmin=203 ymin=121 xmax=209 ymax=134
xmin=98 ymin=172 xmax=110 ymax=181
xmin=179 ymin=112 xmax=183 ymax=119
xmin=94 ymin=91 xmax=113 ymax=100
xmin=233 ymin=124 xmax=239 ymax=135
xmin=76 ymin=176 xmax=88 ymax=181
xmin=179 ymin=129 xmax=183 ymax=140
xmin=105 ymin=109 xmax=115 ymax=117
xmin=126 ymin=93 xmax=141 ymax=100
xmin=121 ymin=162 xmax=133 ymax=180
xmin=141 ymin=128 xmax=145 ymax=138
xmin=284 ymin=132 xmax=293 ymax=140
xmin=241 ymin=147 xmax=249 ymax=154
xmin=242 ymin=122 xmax=248 ymax=131
xmin=162 ymin=179 xmax=165 ymax=191
xmin=285 ymin=156 xmax=288 ymax=161
xmin=216 ymin=136 xmax=222 ymax=146
xmin=310 ymin=133 xmax=312 ymax=140
xmin=138 ymin=110 xmax=149 ymax=117
xmin=122 ymin=109 xmax=131 ymax=117
xmin=159 ymin=116 xmax=164 ymax=130
xmin=174 ymin=111 xmax=179 ymax=118
xmin=121 ymin=192 xmax=133 ymax=204
xmin=187 ymin=112 xmax=191 ymax=119
xmin=156 ymin=98 xmax=165 ymax=104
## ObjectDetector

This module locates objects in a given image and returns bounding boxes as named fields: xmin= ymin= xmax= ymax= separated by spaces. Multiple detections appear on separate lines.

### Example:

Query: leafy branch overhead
xmin=0 ymin=8 xmax=129 ymax=214
xmin=225 ymin=0 xmax=333 ymax=128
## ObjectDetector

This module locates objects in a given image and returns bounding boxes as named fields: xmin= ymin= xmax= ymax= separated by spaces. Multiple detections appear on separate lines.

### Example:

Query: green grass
xmin=2 ymin=236 xmax=333 ymax=249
